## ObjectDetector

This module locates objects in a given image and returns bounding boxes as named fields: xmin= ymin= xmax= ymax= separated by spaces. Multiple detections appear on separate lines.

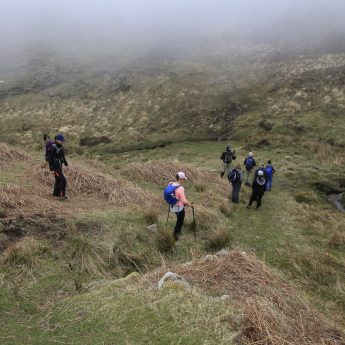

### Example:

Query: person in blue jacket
xmin=243 ymin=152 xmax=256 ymax=186
xmin=265 ymin=160 xmax=276 ymax=191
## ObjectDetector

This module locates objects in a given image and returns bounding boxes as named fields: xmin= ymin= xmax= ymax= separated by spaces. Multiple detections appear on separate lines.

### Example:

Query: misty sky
xmin=1 ymin=0 xmax=345 ymax=55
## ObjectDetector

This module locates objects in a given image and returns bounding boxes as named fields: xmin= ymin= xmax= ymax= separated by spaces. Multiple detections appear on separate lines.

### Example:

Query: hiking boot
xmin=59 ymin=196 xmax=68 ymax=201
xmin=220 ymin=172 xmax=225 ymax=178
xmin=246 ymin=205 xmax=251 ymax=209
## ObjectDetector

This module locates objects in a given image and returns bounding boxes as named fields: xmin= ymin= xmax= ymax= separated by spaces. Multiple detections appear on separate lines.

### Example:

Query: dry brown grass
xmin=0 ymin=143 xmax=28 ymax=167
xmin=329 ymin=231 xmax=345 ymax=248
xmin=148 ymin=250 xmax=344 ymax=345
xmin=35 ymin=165 xmax=162 ymax=209
xmin=123 ymin=160 xmax=228 ymax=191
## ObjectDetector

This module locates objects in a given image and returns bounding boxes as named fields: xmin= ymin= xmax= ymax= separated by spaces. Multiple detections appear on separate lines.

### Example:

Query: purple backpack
xmin=45 ymin=141 xmax=55 ymax=159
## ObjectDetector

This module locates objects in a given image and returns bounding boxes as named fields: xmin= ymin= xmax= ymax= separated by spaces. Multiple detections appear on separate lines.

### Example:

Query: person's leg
xmin=231 ymin=183 xmax=236 ymax=202
xmin=53 ymin=171 xmax=60 ymax=196
xmin=245 ymin=170 xmax=249 ymax=184
xmin=226 ymin=163 xmax=231 ymax=176
xmin=269 ymin=176 xmax=272 ymax=191
xmin=233 ymin=182 xmax=240 ymax=203
xmin=220 ymin=163 xmax=226 ymax=177
xmin=173 ymin=208 xmax=185 ymax=240
xmin=59 ymin=173 xmax=67 ymax=197
xmin=256 ymin=194 xmax=263 ymax=208
xmin=248 ymin=191 xmax=255 ymax=206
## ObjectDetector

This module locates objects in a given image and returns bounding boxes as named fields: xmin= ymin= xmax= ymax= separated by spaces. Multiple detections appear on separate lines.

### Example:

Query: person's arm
xmin=63 ymin=155 xmax=68 ymax=167
xmin=272 ymin=166 xmax=276 ymax=174
xmin=244 ymin=158 xmax=247 ymax=166
xmin=178 ymin=187 xmax=193 ymax=208
xmin=253 ymin=159 xmax=256 ymax=167
xmin=220 ymin=152 xmax=225 ymax=160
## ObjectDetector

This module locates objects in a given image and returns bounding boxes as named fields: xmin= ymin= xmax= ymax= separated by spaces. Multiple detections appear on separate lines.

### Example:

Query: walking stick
xmin=191 ymin=203 xmax=196 ymax=240
xmin=165 ymin=205 xmax=170 ymax=228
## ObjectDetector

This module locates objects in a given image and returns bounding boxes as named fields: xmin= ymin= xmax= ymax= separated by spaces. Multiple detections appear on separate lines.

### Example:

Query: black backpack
xmin=224 ymin=151 xmax=233 ymax=164
xmin=229 ymin=169 xmax=241 ymax=183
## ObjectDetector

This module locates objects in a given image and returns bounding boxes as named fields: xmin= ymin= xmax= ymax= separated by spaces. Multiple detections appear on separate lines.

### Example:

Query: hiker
xmin=243 ymin=152 xmax=256 ymax=186
xmin=228 ymin=165 xmax=243 ymax=203
xmin=220 ymin=145 xmax=236 ymax=178
xmin=247 ymin=170 xmax=266 ymax=209
xmin=265 ymin=160 xmax=276 ymax=191
xmin=48 ymin=134 xmax=69 ymax=199
xmin=165 ymin=172 xmax=193 ymax=241
xmin=41 ymin=134 xmax=54 ymax=169
xmin=253 ymin=162 xmax=268 ymax=181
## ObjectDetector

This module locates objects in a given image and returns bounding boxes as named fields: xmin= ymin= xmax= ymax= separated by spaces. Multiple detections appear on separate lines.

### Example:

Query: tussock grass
xmin=154 ymin=228 xmax=175 ymax=253
xmin=329 ymin=231 xmax=345 ymax=248
xmin=36 ymin=164 xmax=161 ymax=208
xmin=0 ymin=184 xmax=26 ymax=209
xmin=4 ymin=238 xmax=50 ymax=269
xmin=68 ymin=232 xmax=107 ymax=278
xmin=206 ymin=227 xmax=230 ymax=251
xmin=36 ymin=165 xmax=118 ymax=197
xmin=294 ymin=191 xmax=318 ymax=204
xmin=0 ymin=143 xmax=28 ymax=167
xmin=219 ymin=201 xmax=232 ymax=217
xmin=143 ymin=206 xmax=159 ymax=225
xmin=123 ymin=160 xmax=226 ymax=191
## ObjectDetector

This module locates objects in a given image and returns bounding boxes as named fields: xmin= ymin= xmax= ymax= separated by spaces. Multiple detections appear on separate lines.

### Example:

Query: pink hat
xmin=177 ymin=171 xmax=187 ymax=180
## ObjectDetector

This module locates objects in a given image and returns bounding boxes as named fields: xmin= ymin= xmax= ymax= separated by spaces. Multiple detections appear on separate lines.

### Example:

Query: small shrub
xmin=68 ymin=234 xmax=107 ymax=277
xmin=155 ymin=229 xmax=175 ymax=253
xmin=4 ymin=239 xmax=50 ymax=269
xmin=5 ymin=246 xmax=37 ymax=268
xmin=219 ymin=201 xmax=232 ymax=217
xmin=328 ymin=231 xmax=345 ymax=248
xmin=113 ymin=245 xmax=149 ymax=275
xmin=143 ymin=207 xmax=159 ymax=225
xmin=206 ymin=227 xmax=230 ymax=251
xmin=294 ymin=192 xmax=318 ymax=204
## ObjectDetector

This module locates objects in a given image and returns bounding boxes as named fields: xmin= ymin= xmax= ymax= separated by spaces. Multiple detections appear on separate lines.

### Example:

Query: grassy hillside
xmin=1 ymin=44 xmax=345 ymax=153
xmin=1 ymin=131 xmax=345 ymax=344
xmin=1 ymin=42 xmax=345 ymax=344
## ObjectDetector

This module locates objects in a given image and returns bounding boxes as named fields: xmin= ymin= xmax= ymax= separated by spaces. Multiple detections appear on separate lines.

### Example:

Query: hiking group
xmin=42 ymin=135 xmax=275 ymax=241
xmin=221 ymin=145 xmax=276 ymax=209
xmin=164 ymin=145 xmax=275 ymax=241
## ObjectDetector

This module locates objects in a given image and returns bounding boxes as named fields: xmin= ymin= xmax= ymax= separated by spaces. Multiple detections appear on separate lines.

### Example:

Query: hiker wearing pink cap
xmin=168 ymin=171 xmax=193 ymax=241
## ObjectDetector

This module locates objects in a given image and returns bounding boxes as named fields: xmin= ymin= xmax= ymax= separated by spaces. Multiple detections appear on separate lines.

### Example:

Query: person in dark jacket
xmin=265 ymin=160 xmax=276 ymax=191
xmin=42 ymin=134 xmax=53 ymax=169
xmin=243 ymin=152 xmax=256 ymax=186
xmin=253 ymin=163 xmax=268 ymax=181
xmin=228 ymin=165 xmax=243 ymax=203
xmin=247 ymin=170 xmax=266 ymax=209
xmin=220 ymin=145 xmax=236 ymax=178
xmin=48 ymin=134 xmax=68 ymax=199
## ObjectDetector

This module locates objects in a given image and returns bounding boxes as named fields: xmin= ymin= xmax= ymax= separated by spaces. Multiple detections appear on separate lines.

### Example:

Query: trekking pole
xmin=165 ymin=205 xmax=170 ymax=228
xmin=191 ymin=203 xmax=196 ymax=240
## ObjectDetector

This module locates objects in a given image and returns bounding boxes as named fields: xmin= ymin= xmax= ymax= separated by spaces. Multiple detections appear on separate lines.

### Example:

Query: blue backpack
xmin=163 ymin=184 xmax=181 ymax=205
xmin=265 ymin=165 xmax=273 ymax=177
xmin=245 ymin=157 xmax=254 ymax=170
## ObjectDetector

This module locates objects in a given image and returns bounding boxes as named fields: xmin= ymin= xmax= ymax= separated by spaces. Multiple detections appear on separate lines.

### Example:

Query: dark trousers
xmin=173 ymin=208 xmax=185 ymax=239
xmin=231 ymin=181 xmax=242 ymax=203
xmin=249 ymin=191 xmax=263 ymax=208
xmin=53 ymin=169 xmax=66 ymax=197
